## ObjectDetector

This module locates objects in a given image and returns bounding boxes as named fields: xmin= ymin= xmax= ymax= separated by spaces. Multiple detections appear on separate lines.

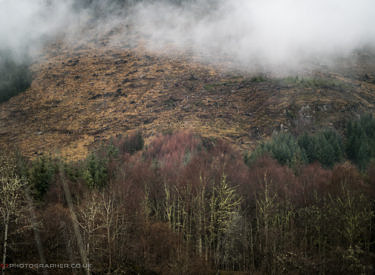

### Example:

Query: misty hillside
xmin=1 ymin=40 xmax=375 ymax=159
xmin=1 ymin=0 xmax=375 ymax=159
xmin=1 ymin=1 xmax=375 ymax=275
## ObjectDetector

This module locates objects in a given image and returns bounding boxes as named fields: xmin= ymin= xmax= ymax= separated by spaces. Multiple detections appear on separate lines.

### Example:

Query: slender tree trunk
xmin=249 ymin=221 xmax=255 ymax=270
xmin=164 ymin=183 xmax=172 ymax=227
xmin=25 ymin=188 xmax=48 ymax=275
xmin=87 ymin=239 xmax=90 ymax=273
xmin=2 ymin=214 xmax=9 ymax=275
xmin=62 ymin=222 xmax=77 ymax=275
xmin=197 ymin=202 xmax=202 ymax=256
xmin=107 ymin=223 xmax=111 ymax=274
xmin=60 ymin=166 xmax=90 ymax=275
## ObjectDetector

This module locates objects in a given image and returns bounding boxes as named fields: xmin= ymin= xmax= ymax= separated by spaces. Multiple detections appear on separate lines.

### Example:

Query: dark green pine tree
xmin=29 ymin=156 xmax=55 ymax=199
xmin=84 ymin=153 xmax=108 ymax=189
xmin=316 ymin=134 xmax=336 ymax=168
xmin=298 ymin=133 xmax=318 ymax=163
xmin=345 ymin=114 xmax=375 ymax=170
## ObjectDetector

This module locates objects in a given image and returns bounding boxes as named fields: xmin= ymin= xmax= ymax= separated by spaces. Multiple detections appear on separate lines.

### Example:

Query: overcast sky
xmin=1 ymin=0 xmax=375 ymax=71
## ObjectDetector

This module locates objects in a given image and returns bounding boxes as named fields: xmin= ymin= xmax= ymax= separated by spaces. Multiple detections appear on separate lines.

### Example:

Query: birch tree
xmin=75 ymin=192 xmax=103 ymax=273
xmin=0 ymin=154 xmax=27 ymax=274
xmin=208 ymin=175 xmax=242 ymax=267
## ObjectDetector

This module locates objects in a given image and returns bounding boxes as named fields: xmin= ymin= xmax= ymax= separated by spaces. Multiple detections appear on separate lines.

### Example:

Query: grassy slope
xmin=1 ymin=40 xmax=375 ymax=160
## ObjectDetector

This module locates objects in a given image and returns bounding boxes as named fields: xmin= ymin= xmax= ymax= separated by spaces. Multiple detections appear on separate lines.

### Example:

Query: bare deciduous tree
xmin=0 ymin=154 xmax=27 ymax=275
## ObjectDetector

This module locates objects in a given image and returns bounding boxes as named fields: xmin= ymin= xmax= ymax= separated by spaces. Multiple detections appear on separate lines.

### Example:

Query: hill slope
xmin=1 ymin=42 xmax=375 ymax=160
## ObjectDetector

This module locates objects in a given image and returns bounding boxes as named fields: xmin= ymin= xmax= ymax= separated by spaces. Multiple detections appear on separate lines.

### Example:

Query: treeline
xmin=249 ymin=113 xmax=375 ymax=171
xmin=1 ymin=120 xmax=375 ymax=274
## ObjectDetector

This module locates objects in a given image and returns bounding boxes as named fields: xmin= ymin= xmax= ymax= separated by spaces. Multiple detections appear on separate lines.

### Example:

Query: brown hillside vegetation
xmin=1 ymin=40 xmax=375 ymax=160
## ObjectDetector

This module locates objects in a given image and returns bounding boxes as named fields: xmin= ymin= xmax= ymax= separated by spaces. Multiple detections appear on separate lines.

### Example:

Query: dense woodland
xmin=1 ymin=115 xmax=375 ymax=274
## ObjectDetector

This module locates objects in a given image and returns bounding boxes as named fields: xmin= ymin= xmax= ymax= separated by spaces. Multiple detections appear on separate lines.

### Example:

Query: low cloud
xmin=128 ymin=0 xmax=375 ymax=72
xmin=1 ymin=0 xmax=375 ymax=72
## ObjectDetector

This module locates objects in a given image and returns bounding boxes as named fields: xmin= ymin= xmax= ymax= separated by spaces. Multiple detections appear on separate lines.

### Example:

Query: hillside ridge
xmin=1 ymin=43 xmax=375 ymax=159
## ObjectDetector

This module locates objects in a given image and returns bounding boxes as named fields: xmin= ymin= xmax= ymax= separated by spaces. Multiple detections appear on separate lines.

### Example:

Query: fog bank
xmin=1 ymin=0 xmax=375 ymax=72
